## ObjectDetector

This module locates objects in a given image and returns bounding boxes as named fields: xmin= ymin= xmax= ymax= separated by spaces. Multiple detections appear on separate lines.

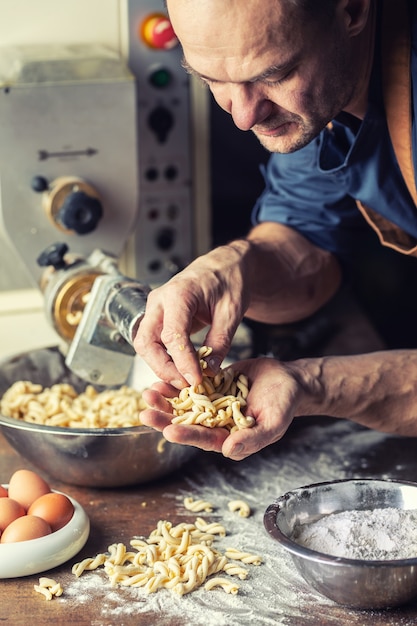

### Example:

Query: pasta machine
xmin=37 ymin=243 xmax=151 ymax=386
xmin=0 ymin=0 xmax=210 ymax=386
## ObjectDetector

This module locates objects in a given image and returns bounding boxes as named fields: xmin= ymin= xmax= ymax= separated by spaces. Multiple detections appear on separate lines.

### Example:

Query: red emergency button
xmin=140 ymin=13 xmax=179 ymax=50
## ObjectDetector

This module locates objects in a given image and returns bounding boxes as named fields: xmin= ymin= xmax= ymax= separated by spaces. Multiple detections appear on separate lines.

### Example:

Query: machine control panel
xmin=126 ymin=0 xmax=196 ymax=283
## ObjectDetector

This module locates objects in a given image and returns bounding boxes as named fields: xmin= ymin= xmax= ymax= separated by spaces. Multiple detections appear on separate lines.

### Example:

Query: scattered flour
xmin=58 ymin=420 xmax=417 ymax=625
xmin=294 ymin=508 xmax=417 ymax=560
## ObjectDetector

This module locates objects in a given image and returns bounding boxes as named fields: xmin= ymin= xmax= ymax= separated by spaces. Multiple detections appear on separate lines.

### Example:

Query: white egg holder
xmin=0 ymin=487 xmax=90 ymax=578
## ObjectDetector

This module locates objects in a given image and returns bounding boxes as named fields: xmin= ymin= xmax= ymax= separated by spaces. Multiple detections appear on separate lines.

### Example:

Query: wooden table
xmin=1 ymin=288 xmax=416 ymax=625
xmin=2 ymin=418 xmax=417 ymax=626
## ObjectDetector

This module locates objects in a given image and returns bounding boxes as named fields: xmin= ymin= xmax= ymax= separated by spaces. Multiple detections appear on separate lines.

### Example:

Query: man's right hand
xmin=133 ymin=240 xmax=252 ymax=388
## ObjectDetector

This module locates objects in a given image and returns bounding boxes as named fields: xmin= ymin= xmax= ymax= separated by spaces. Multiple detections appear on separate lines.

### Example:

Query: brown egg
xmin=0 ymin=515 xmax=52 ymax=543
xmin=8 ymin=470 xmax=51 ymax=511
xmin=28 ymin=492 xmax=74 ymax=531
xmin=0 ymin=498 xmax=25 ymax=531
xmin=0 ymin=485 xmax=8 ymax=498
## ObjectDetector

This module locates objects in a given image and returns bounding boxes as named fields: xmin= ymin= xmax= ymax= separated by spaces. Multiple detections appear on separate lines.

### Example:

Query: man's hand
xmin=140 ymin=357 xmax=302 ymax=460
xmin=139 ymin=342 xmax=417 ymax=460
xmin=134 ymin=223 xmax=341 ymax=391
xmin=134 ymin=241 xmax=251 ymax=389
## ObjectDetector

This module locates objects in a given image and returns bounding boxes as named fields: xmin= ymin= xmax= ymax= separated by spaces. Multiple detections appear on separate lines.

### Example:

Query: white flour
xmin=294 ymin=508 xmax=417 ymax=560
xmin=58 ymin=420 xmax=416 ymax=625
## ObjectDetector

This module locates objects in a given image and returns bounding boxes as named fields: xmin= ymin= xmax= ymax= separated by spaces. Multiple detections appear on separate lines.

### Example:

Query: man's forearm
xmin=242 ymin=222 xmax=342 ymax=324
xmin=290 ymin=349 xmax=417 ymax=436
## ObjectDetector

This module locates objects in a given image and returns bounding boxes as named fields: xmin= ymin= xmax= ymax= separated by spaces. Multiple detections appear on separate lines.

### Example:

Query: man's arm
xmin=245 ymin=221 xmax=342 ymax=323
xmin=140 ymin=348 xmax=417 ymax=461
xmin=134 ymin=221 xmax=342 ymax=386
xmin=290 ymin=349 xmax=417 ymax=436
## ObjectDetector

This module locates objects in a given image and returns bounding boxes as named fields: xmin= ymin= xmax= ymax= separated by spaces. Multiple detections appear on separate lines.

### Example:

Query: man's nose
xmin=228 ymin=83 xmax=273 ymax=131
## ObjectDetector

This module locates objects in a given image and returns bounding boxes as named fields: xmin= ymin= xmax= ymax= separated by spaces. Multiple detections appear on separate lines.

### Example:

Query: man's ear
xmin=339 ymin=0 xmax=372 ymax=37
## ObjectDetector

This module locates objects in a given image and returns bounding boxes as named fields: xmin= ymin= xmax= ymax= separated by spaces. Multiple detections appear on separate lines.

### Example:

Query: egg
xmin=8 ymin=469 xmax=51 ymax=511
xmin=0 ymin=485 xmax=8 ymax=498
xmin=0 ymin=497 xmax=25 ymax=531
xmin=28 ymin=492 xmax=74 ymax=531
xmin=0 ymin=514 xmax=52 ymax=543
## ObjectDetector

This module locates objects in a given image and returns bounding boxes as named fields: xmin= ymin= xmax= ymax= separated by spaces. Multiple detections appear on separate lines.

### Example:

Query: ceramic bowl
xmin=0 ymin=488 xmax=89 ymax=578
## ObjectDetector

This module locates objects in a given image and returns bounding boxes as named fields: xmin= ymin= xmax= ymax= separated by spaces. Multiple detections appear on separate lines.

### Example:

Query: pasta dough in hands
xmin=167 ymin=347 xmax=255 ymax=432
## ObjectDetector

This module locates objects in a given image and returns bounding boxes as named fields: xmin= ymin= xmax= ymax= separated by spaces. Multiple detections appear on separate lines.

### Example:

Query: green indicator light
xmin=149 ymin=68 xmax=172 ymax=88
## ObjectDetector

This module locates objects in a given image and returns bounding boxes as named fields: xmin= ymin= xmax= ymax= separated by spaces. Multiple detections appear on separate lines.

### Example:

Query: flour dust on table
xmin=61 ymin=419 xmax=413 ymax=626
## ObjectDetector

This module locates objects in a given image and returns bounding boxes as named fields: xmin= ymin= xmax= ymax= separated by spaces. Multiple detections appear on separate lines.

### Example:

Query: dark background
xmin=209 ymin=100 xmax=417 ymax=354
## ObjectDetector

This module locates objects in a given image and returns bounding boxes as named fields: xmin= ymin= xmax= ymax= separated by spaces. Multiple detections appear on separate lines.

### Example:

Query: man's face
xmin=167 ymin=0 xmax=360 ymax=153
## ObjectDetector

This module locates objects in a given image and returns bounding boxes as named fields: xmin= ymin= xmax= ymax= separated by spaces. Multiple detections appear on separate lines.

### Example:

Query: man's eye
xmin=260 ymin=70 xmax=293 ymax=86
xmin=262 ymin=77 xmax=285 ymax=86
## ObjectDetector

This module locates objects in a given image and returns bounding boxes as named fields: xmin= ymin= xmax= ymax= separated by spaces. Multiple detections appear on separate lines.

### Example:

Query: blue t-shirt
xmin=252 ymin=1 xmax=417 ymax=268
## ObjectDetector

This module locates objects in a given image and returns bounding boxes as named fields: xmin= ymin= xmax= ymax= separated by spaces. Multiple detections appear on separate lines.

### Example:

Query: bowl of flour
xmin=264 ymin=478 xmax=417 ymax=609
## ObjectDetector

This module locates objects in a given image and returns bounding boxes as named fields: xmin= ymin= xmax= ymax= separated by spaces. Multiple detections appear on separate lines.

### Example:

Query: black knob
xmin=31 ymin=176 xmax=49 ymax=192
xmin=148 ymin=106 xmax=174 ymax=143
xmin=156 ymin=227 xmax=175 ymax=250
xmin=37 ymin=242 xmax=69 ymax=270
xmin=57 ymin=191 xmax=103 ymax=235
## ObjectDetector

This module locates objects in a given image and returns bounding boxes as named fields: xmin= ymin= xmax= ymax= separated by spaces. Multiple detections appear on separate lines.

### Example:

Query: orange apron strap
xmin=382 ymin=0 xmax=417 ymax=206
xmin=354 ymin=0 xmax=417 ymax=257
xmin=356 ymin=201 xmax=417 ymax=256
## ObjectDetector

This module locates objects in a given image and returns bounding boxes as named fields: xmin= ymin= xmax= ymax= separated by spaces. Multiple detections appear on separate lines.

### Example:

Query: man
xmin=134 ymin=0 xmax=417 ymax=461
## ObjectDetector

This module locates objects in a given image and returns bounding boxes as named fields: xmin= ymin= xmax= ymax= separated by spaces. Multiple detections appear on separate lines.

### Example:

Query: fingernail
xmin=229 ymin=443 xmax=244 ymax=458
xmin=184 ymin=373 xmax=195 ymax=386
xmin=207 ymin=356 xmax=222 ymax=373
xmin=170 ymin=379 xmax=185 ymax=389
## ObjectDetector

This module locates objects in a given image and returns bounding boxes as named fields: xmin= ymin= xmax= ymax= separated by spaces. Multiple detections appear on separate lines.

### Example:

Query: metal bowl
xmin=264 ymin=478 xmax=417 ymax=609
xmin=0 ymin=346 xmax=197 ymax=488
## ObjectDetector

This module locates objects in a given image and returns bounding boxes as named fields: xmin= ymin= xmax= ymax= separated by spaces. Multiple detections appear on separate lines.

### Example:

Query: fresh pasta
xmin=224 ymin=547 xmax=263 ymax=565
xmin=71 ymin=553 xmax=107 ymax=577
xmin=194 ymin=516 xmax=226 ymax=537
xmin=168 ymin=346 xmax=255 ymax=431
xmin=228 ymin=499 xmax=251 ymax=518
xmin=183 ymin=496 xmax=214 ymax=513
xmin=71 ymin=500 xmax=263 ymax=597
xmin=204 ymin=576 xmax=239 ymax=594
xmin=34 ymin=577 xmax=63 ymax=601
xmin=0 ymin=381 xmax=147 ymax=428
xmin=0 ymin=346 xmax=255 ymax=432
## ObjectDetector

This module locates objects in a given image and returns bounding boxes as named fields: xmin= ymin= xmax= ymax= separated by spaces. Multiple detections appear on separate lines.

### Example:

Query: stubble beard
xmin=253 ymin=45 xmax=358 ymax=154
xmin=252 ymin=117 xmax=322 ymax=154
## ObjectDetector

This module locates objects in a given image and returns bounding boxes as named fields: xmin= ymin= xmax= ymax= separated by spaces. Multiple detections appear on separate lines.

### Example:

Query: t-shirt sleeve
xmin=251 ymin=140 xmax=374 ymax=267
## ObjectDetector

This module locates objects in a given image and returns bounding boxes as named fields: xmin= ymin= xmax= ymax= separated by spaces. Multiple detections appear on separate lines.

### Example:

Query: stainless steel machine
xmin=0 ymin=0 xmax=210 ymax=385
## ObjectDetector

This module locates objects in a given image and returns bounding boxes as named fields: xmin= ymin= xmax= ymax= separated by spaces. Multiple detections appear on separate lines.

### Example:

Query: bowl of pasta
xmin=0 ymin=346 xmax=198 ymax=488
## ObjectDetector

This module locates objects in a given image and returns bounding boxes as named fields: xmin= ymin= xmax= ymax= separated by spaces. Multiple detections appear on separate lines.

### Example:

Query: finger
xmin=159 ymin=328 xmax=203 ymax=387
xmin=202 ymin=316 xmax=243 ymax=377
xmin=197 ymin=336 xmax=227 ymax=377
xmin=162 ymin=423 xmax=229 ymax=453
xmin=139 ymin=408 xmax=173 ymax=432
xmin=221 ymin=420 xmax=289 ymax=461
xmin=142 ymin=388 xmax=174 ymax=409
xmin=133 ymin=287 xmax=192 ymax=386
xmin=134 ymin=319 xmax=188 ymax=388
xmin=221 ymin=429 xmax=261 ymax=461
xmin=136 ymin=311 xmax=203 ymax=389
xmin=156 ymin=285 xmax=207 ymax=385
